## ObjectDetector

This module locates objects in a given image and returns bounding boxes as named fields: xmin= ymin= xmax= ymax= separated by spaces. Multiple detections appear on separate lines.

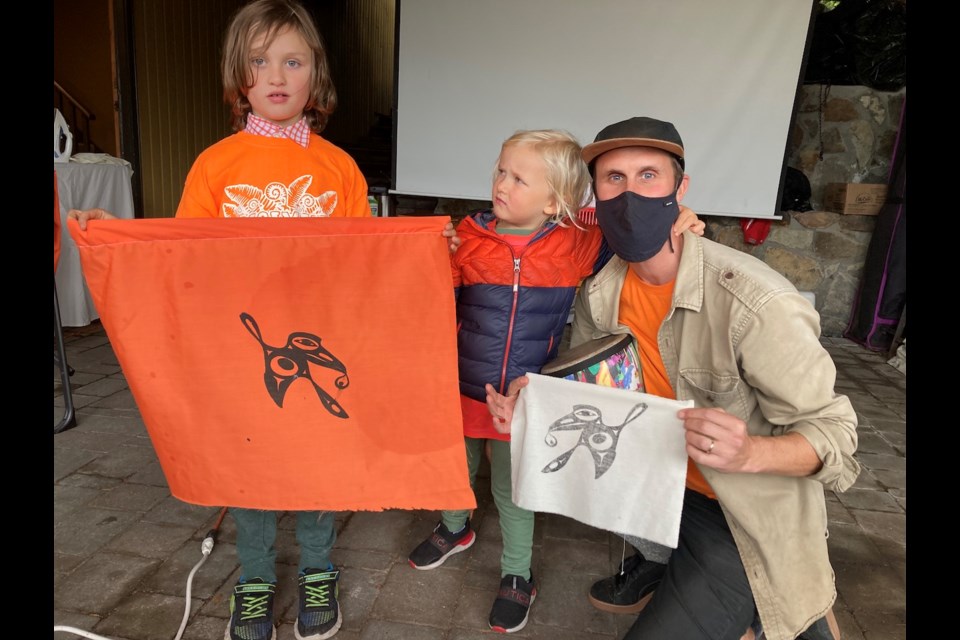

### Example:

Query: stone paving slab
xmin=823 ymin=522 xmax=886 ymax=566
xmin=59 ymin=472 xmax=125 ymax=490
xmin=318 ymin=566 xmax=390 ymax=633
xmin=95 ymin=591 xmax=200 ymax=640
xmin=850 ymin=469 xmax=888 ymax=491
xmin=54 ymin=506 xmax=142 ymax=556
xmin=530 ymin=570 xmax=619 ymax=636
xmin=867 ymin=468 xmax=906 ymax=491
xmin=53 ymin=611 xmax=108 ymax=640
xmin=66 ymin=410 xmax=148 ymax=435
xmin=373 ymin=564 xmax=464 ymax=626
xmin=78 ymin=376 xmax=133 ymax=397
xmin=179 ymin=614 xmax=227 ymax=640
xmin=849 ymin=510 xmax=907 ymax=547
xmin=105 ymin=521 xmax=198 ymax=559
xmin=141 ymin=539 xmax=242 ymax=599
xmin=360 ymin=621 xmax=446 ymax=640
xmin=54 ymin=392 xmax=103 ymax=411
xmin=55 ymin=551 xmax=91 ymax=578
xmin=55 ymin=428 xmax=148 ymax=455
xmin=127 ymin=461 xmax=173 ymax=487
xmin=854 ymin=431 xmax=901 ymax=456
xmin=540 ymin=537 xmax=612 ymax=577
xmin=70 ymin=445 xmax=161 ymax=479
xmin=141 ymin=496 xmax=222 ymax=528
xmin=835 ymin=488 xmax=903 ymax=513
xmin=88 ymin=482 xmax=172 ymax=512
xmin=54 ymin=484 xmax=101 ymax=519
xmin=54 ymin=552 xmax=160 ymax=614
xmin=197 ymin=566 xmax=240 ymax=620
xmin=824 ymin=495 xmax=857 ymax=526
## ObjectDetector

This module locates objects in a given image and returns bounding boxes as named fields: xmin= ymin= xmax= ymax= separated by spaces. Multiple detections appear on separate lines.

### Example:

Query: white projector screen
xmin=394 ymin=0 xmax=815 ymax=218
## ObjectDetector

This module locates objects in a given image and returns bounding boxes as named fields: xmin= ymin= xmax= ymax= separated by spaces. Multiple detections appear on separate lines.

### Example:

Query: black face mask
xmin=595 ymin=190 xmax=680 ymax=263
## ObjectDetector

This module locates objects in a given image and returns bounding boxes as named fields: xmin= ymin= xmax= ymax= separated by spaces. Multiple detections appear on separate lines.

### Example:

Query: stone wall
xmin=789 ymin=84 xmax=905 ymax=207
xmin=728 ymin=83 xmax=906 ymax=336
xmin=703 ymin=210 xmax=877 ymax=336
xmin=403 ymin=84 xmax=906 ymax=337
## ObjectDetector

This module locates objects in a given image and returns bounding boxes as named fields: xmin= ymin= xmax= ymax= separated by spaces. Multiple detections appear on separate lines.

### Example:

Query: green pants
xmin=230 ymin=508 xmax=336 ymax=583
xmin=442 ymin=437 xmax=534 ymax=578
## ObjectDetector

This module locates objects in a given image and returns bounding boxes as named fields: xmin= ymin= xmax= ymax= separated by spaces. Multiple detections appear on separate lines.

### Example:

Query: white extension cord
xmin=54 ymin=530 xmax=218 ymax=640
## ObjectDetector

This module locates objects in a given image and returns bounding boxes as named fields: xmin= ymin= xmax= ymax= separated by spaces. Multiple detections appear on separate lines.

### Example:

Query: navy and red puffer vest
xmin=452 ymin=210 xmax=607 ymax=401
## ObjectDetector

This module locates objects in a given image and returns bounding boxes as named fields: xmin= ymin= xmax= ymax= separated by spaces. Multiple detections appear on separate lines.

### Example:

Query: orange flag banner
xmin=70 ymin=216 xmax=475 ymax=512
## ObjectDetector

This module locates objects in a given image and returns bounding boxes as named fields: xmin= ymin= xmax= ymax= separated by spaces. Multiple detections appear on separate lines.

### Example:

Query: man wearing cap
xmin=487 ymin=117 xmax=858 ymax=640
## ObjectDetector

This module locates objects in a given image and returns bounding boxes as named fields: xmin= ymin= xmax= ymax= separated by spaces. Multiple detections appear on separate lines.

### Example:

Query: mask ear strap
xmin=667 ymin=201 xmax=679 ymax=254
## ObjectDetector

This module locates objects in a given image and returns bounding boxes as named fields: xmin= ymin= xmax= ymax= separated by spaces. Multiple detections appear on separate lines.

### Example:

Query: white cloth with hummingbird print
xmin=511 ymin=373 xmax=692 ymax=548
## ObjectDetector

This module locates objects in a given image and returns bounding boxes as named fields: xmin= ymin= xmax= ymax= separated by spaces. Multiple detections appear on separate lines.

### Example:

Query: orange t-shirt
xmin=175 ymin=131 xmax=371 ymax=219
xmin=618 ymin=268 xmax=716 ymax=499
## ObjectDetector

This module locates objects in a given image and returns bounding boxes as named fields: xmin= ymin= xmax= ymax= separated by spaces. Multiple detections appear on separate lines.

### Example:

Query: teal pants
xmin=230 ymin=508 xmax=336 ymax=583
xmin=442 ymin=437 xmax=533 ymax=579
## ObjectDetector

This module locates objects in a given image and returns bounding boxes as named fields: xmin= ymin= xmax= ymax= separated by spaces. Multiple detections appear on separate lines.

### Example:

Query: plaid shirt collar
xmin=244 ymin=114 xmax=311 ymax=148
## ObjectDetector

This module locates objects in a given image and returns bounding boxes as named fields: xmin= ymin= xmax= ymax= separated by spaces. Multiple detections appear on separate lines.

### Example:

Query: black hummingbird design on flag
xmin=240 ymin=313 xmax=350 ymax=419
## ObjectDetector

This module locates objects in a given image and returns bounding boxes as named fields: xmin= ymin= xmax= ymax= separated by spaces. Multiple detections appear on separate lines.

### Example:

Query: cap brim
xmin=581 ymin=137 xmax=685 ymax=166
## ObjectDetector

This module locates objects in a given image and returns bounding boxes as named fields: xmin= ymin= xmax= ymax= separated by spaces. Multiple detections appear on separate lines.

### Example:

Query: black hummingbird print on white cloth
xmin=541 ymin=403 xmax=647 ymax=479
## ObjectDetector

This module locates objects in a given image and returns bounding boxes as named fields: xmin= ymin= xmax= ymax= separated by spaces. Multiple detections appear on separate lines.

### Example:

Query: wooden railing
xmin=53 ymin=81 xmax=101 ymax=154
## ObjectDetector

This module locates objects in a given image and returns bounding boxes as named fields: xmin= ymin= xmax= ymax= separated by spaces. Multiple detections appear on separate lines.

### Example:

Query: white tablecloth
xmin=55 ymin=161 xmax=135 ymax=327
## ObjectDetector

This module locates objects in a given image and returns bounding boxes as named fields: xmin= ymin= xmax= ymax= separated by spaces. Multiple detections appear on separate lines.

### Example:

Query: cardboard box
xmin=823 ymin=183 xmax=888 ymax=216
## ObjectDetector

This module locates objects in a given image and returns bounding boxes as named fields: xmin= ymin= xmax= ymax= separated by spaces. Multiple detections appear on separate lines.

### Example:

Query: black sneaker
xmin=408 ymin=520 xmax=476 ymax=570
xmin=225 ymin=578 xmax=277 ymax=640
xmin=588 ymin=553 xmax=665 ymax=614
xmin=295 ymin=568 xmax=341 ymax=640
xmin=489 ymin=573 xmax=537 ymax=633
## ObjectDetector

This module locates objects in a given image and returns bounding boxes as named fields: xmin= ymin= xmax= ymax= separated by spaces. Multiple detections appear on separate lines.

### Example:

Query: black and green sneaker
xmin=295 ymin=568 xmax=342 ymax=640
xmin=225 ymin=578 xmax=277 ymax=640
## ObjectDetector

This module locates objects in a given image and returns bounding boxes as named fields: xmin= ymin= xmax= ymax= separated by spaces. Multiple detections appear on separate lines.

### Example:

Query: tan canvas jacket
xmin=570 ymin=231 xmax=860 ymax=640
